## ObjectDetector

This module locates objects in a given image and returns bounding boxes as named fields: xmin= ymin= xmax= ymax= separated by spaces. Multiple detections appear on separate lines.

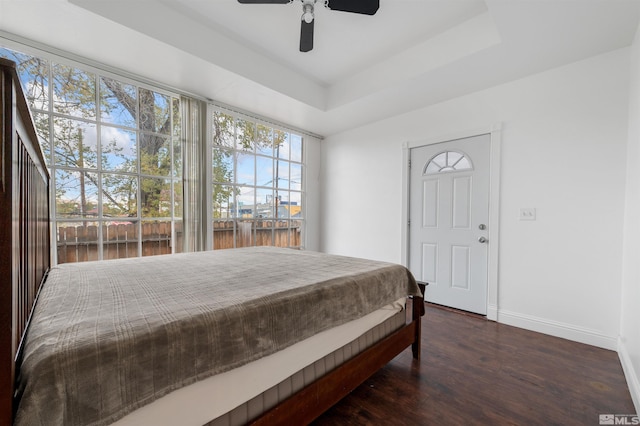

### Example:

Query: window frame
xmin=0 ymin=44 xmax=184 ymax=264
xmin=423 ymin=150 xmax=474 ymax=175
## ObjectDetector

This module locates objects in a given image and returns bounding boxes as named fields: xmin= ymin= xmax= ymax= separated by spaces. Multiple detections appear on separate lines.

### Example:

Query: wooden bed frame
xmin=0 ymin=58 xmax=424 ymax=426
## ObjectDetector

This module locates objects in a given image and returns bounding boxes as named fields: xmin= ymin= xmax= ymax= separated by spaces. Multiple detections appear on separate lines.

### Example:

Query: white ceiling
xmin=2 ymin=0 xmax=640 ymax=136
xmin=165 ymin=0 xmax=490 ymax=86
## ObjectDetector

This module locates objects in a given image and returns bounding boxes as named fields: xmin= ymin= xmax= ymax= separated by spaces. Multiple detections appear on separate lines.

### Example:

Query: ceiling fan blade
xmin=300 ymin=19 xmax=314 ymax=52
xmin=237 ymin=0 xmax=290 ymax=3
xmin=326 ymin=0 xmax=379 ymax=15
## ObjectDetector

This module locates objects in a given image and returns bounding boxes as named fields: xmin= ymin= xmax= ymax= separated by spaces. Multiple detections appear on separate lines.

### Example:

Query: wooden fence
xmin=57 ymin=221 xmax=182 ymax=264
xmin=57 ymin=220 xmax=301 ymax=264
xmin=213 ymin=220 xmax=301 ymax=249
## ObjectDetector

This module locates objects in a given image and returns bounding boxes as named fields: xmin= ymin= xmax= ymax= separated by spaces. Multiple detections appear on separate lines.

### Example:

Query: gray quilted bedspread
xmin=15 ymin=247 xmax=419 ymax=426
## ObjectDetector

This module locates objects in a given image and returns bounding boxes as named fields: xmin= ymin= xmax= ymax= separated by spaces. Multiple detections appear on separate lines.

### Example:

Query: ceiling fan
xmin=237 ymin=0 xmax=379 ymax=52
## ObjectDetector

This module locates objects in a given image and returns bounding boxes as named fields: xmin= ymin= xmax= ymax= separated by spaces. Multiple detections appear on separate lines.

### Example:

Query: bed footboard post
xmin=411 ymin=282 xmax=427 ymax=360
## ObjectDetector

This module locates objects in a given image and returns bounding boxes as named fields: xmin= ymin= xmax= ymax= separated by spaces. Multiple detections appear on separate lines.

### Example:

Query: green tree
xmin=1 ymin=47 xmax=290 ymax=225
xmin=211 ymin=112 xmax=287 ymax=218
xmin=1 ymin=48 xmax=178 ymax=219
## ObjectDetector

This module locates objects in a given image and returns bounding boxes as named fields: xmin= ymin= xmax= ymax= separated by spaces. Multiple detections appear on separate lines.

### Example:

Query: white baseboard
xmin=497 ymin=309 xmax=618 ymax=350
xmin=618 ymin=337 xmax=640 ymax=415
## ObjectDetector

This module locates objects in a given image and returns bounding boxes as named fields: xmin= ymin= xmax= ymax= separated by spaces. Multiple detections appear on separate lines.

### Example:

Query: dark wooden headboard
xmin=0 ymin=58 xmax=51 ymax=426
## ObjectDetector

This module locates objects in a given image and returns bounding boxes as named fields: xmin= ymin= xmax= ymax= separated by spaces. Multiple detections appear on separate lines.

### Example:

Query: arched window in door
xmin=423 ymin=151 xmax=473 ymax=175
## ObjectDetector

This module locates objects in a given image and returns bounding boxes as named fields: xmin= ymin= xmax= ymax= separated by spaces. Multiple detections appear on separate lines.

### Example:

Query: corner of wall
xmin=619 ymin=337 xmax=640 ymax=414
xmin=619 ymin=18 xmax=640 ymax=418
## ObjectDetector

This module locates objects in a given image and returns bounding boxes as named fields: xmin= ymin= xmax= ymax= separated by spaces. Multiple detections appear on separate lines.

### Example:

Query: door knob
xmin=478 ymin=237 xmax=488 ymax=243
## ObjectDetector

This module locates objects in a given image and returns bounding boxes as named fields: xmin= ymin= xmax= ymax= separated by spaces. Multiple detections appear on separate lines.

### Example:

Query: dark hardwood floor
xmin=312 ymin=304 xmax=636 ymax=425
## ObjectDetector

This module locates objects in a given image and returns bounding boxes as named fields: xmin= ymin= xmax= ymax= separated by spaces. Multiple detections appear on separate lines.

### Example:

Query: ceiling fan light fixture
xmin=302 ymin=1 xmax=315 ymax=23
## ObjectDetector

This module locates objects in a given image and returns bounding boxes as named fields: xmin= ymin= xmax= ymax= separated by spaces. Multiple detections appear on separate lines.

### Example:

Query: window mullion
xmin=95 ymin=73 xmax=104 ymax=261
xmin=47 ymin=60 xmax=58 ymax=264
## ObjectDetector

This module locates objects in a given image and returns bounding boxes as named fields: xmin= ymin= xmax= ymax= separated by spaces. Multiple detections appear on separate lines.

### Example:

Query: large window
xmin=0 ymin=47 xmax=183 ymax=263
xmin=0 ymin=42 xmax=308 ymax=262
xmin=211 ymin=109 xmax=304 ymax=249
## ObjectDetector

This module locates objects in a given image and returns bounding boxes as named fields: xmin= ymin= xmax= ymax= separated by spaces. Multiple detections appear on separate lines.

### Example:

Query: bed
xmin=0 ymin=58 xmax=425 ymax=426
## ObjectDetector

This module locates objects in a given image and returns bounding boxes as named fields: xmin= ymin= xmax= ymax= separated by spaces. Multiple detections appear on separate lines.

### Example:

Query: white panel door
xmin=409 ymin=134 xmax=490 ymax=315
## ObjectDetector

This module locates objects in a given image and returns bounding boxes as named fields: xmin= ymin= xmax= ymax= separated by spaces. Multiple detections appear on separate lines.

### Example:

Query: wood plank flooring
xmin=312 ymin=304 xmax=636 ymax=425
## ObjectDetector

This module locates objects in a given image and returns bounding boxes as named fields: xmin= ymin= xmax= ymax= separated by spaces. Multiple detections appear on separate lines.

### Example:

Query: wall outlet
xmin=519 ymin=208 xmax=536 ymax=221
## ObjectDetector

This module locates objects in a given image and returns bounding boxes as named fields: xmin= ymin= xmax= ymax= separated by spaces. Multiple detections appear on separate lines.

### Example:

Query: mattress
xmin=114 ymin=298 xmax=407 ymax=426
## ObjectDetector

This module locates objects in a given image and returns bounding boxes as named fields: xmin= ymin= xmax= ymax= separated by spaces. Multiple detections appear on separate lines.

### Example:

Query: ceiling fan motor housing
xmin=302 ymin=0 xmax=316 ymax=23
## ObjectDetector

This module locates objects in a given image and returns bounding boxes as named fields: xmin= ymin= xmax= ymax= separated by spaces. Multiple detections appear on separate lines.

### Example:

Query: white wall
xmin=620 ymin=23 xmax=640 ymax=414
xmin=321 ymin=48 xmax=629 ymax=350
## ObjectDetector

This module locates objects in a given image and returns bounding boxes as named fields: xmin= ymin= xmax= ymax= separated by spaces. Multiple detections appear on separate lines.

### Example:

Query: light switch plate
xmin=519 ymin=208 xmax=536 ymax=221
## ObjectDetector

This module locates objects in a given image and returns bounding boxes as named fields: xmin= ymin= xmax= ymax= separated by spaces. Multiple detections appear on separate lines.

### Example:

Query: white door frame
xmin=401 ymin=124 xmax=502 ymax=320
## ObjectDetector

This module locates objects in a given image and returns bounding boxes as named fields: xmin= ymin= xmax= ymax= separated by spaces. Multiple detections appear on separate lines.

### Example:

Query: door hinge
xmin=408 ymin=159 xmax=411 ymax=169
xmin=407 ymin=220 xmax=411 ymax=227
